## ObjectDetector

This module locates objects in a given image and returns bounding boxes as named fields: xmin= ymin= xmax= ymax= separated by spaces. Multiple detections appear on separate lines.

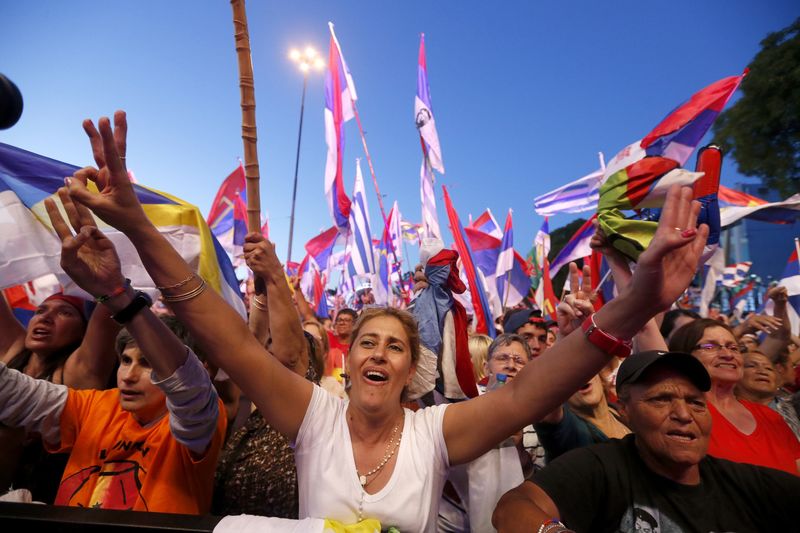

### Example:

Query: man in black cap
xmin=503 ymin=309 xmax=549 ymax=358
xmin=493 ymin=350 xmax=798 ymax=533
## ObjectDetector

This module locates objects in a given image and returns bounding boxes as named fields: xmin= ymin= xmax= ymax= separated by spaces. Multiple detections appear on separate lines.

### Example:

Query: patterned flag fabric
xmin=207 ymin=164 xmax=248 ymax=262
xmin=598 ymin=72 xmax=746 ymax=260
xmin=420 ymin=161 xmax=441 ymax=240
xmin=494 ymin=210 xmax=529 ymax=307
xmin=324 ymin=23 xmax=356 ymax=233
xmin=534 ymin=168 xmax=604 ymax=216
xmin=415 ymin=34 xmax=444 ymax=174
xmin=468 ymin=209 xmax=502 ymax=239
xmin=347 ymin=160 xmax=375 ymax=276
xmin=0 ymin=142 xmax=245 ymax=316
xmin=773 ymin=249 xmax=800 ymax=334
xmin=442 ymin=186 xmax=496 ymax=336
xmin=529 ymin=218 xmax=551 ymax=291
xmin=718 ymin=186 xmax=800 ymax=227
xmin=549 ymin=215 xmax=597 ymax=278
xmin=304 ymin=226 xmax=341 ymax=274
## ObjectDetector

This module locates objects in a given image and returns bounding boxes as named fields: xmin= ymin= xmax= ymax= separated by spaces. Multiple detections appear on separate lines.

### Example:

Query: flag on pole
xmin=496 ymin=210 xmax=515 ymax=305
xmin=529 ymin=218 xmax=551 ymax=290
xmin=0 ymin=142 xmax=245 ymax=316
xmin=304 ymin=226 xmax=341 ymax=274
xmin=534 ymin=168 xmax=604 ymax=216
xmin=442 ymin=186 xmax=496 ymax=336
xmin=420 ymin=162 xmax=441 ymax=240
xmin=598 ymin=71 xmax=747 ymax=260
xmin=347 ymin=160 xmax=375 ymax=276
xmin=207 ymin=164 xmax=248 ymax=262
xmin=373 ymin=230 xmax=391 ymax=306
xmin=719 ymin=187 xmax=800 ymax=227
xmin=770 ymin=248 xmax=800 ymax=334
xmin=468 ymin=209 xmax=502 ymax=239
xmin=415 ymin=34 xmax=444 ymax=174
xmin=387 ymin=201 xmax=403 ymax=263
xmin=400 ymin=220 xmax=422 ymax=243
xmin=549 ymin=215 xmax=597 ymax=278
xmin=324 ymin=22 xmax=357 ymax=233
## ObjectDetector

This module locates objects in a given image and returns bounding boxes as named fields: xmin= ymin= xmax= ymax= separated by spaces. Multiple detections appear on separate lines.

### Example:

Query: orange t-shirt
xmin=707 ymin=399 xmax=800 ymax=476
xmin=46 ymin=388 xmax=226 ymax=514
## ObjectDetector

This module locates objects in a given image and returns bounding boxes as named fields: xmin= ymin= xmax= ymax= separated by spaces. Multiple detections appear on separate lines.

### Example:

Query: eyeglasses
xmin=694 ymin=342 xmax=741 ymax=354
xmin=491 ymin=353 xmax=528 ymax=366
xmin=335 ymin=318 xmax=354 ymax=325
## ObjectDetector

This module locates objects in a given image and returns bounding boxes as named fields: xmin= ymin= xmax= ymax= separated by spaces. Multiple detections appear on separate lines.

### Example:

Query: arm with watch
xmin=43 ymin=190 xmax=219 ymax=454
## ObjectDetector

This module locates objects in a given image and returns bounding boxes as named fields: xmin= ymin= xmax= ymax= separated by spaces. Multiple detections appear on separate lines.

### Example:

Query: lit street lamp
xmin=286 ymin=46 xmax=324 ymax=264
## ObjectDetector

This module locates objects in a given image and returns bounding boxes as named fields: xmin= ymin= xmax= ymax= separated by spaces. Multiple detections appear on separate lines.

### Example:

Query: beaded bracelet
xmin=538 ymin=519 xmax=570 ymax=533
xmin=161 ymin=278 xmax=207 ymax=302
xmin=96 ymin=278 xmax=131 ymax=303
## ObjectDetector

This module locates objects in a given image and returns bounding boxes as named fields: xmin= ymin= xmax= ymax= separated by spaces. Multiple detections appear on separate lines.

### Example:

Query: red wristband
xmin=95 ymin=279 xmax=131 ymax=303
xmin=581 ymin=313 xmax=633 ymax=358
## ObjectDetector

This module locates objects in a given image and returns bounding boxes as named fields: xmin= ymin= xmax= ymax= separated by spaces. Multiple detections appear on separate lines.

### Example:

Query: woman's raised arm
xmin=444 ymin=185 xmax=708 ymax=465
xmin=63 ymin=111 xmax=312 ymax=440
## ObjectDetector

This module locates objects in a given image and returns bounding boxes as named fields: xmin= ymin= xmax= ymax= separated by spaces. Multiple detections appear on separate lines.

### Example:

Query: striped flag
xmin=420 ymin=162 xmax=441 ymax=240
xmin=549 ymin=215 xmax=597 ymax=278
xmin=207 ymin=164 xmax=248 ymax=263
xmin=324 ymin=22 xmax=356 ymax=233
xmin=534 ymin=168 xmax=604 ymax=216
xmin=347 ymin=160 xmax=375 ymax=276
xmin=442 ymin=186 xmax=496 ymax=336
xmin=598 ymin=71 xmax=746 ymax=260
xmin=469 ymin=209 xmax=502 ymax=239
xmin=495 ymin=210 xmax=515 ymax=305
xmin=304 ymin=226 xmax=341 ymax=275
xmin=415 ymin=34 xmax=444 ymax=174
xmin=387 ymin=201 xmax=403 ymax=263
xmin=0 ymin=142 xmax=245 ymax=317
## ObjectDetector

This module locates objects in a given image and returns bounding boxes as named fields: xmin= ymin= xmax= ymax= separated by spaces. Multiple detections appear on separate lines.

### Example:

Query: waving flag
xmin=312 ymin=268 xmax=330 ymax=318
xmin=324 ymin=22 xmax=357 ymax=233
xmin=400 ymin=220 xmax=422 ymax=243
xmin=770 ymin=247 xmax=800 ymax=334
xmin=719 ymin=186 xmax=800 ymax=227
xmin=0 ymin=142 xmax=245 ymax=316
xmin=373 ymin=230 xmax=391 ymax=306
xmin=420 ymin=162 xmax=441 ymax=240
xmin=529 ymin=218 xmax=551 ymax=290
xmin=534 ymin=167 xmax=604 ymax=216
xmin=304 ymin=226 xmax=341 ymax=274
xmin=442 ymin=186 xmax=496 ymax=336
xmin=387 ymin=201 xmax=403 ymax=263
xmin=598 ymin=71 xmax=746 ymax=260
xmin=468 ymin=209 xmax=502 ymax=239
xmin=347 ymin=160 xmax=375 ymax=276
xmin=496 ymin=210 xmax=515 ymax=304
xmin=550 ymin=215 xmax=597 ymax=278
xmin=207 ymin=164 xmax=248 ymax=261
xmin=415 ymin=34 xmax=444 ymax=174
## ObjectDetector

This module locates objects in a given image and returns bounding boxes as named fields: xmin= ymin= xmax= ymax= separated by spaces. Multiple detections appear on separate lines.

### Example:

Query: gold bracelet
xmin=250 ymin=297 xmax=267 ymax=311
xmin=156 ymin=273 xmax=195 ymax=291
xmin=162 ymin=279 xmax=207 ymax=302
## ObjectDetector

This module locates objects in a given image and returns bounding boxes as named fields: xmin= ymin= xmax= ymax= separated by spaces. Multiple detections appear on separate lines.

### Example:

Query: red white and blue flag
xmin=550 ymin=215 xmax=597 ymax=278
xmin=304 ymin=226 xmax=341 ymax=274
xmin=415 ymin=34 xmax=444 ymax=174
xmin=443 ymin=186 xmax=496 ymax=336
xmin=347 ymin=160 xmax=375 ymax=276
xmin=469 ymin=209 xmax=502 ymax=239
xmin=324 ymin=22 xmax=357 ymax=233
xmin=207 ymin=164 xmax=248 ymax=261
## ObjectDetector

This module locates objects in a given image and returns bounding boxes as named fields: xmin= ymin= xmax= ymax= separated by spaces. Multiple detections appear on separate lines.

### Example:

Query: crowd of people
xmin=0 ymin=111 xmax=798 ymax=532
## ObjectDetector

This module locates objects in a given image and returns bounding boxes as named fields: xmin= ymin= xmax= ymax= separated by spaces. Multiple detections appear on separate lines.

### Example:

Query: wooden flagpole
xmin=230 ymin=0 xmax=262 ymax=234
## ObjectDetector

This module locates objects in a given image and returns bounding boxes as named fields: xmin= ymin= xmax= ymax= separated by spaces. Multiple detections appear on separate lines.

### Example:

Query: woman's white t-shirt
xmin=294 ymin=385 xmax=450 ymax=532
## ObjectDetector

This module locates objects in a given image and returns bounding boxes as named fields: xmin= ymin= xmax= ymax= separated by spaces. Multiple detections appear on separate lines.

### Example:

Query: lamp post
xmin=286 ymin=46 xmax=324 ymax=264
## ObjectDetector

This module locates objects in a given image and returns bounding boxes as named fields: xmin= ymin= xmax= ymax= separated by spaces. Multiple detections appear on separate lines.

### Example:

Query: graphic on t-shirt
xmin=618 ymin=504 xmax=681 ymax=533
xmin=55 ymin=459 xmax=148 ymax=510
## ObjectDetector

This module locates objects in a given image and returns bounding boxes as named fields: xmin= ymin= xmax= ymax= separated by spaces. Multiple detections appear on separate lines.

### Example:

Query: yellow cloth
xmin=323 ymin=519 xmax=382 ymax=532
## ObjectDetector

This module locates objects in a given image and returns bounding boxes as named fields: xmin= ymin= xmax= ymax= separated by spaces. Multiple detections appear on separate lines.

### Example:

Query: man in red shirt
xmin=325 ymin=308 xmax=357 ymax=379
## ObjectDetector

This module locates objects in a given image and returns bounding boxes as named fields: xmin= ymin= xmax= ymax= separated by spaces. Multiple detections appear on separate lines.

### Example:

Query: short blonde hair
xmin=468 ymin=334 xmax=493 ymax=382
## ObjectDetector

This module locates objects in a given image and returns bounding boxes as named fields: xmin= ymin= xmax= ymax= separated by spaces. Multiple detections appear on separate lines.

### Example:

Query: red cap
xmin=43 ymin=293 xmax=89 ymax=322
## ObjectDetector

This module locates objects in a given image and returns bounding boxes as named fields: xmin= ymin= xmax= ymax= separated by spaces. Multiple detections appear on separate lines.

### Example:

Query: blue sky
xmin=2 ymin=1 xmax=797 ymax=274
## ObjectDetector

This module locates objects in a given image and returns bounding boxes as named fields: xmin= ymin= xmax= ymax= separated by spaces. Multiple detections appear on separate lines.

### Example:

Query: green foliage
xmin=712 ymin=18 xmax=800 ymax=197
xmin=549 ymin=218 xmax=588 ymax=296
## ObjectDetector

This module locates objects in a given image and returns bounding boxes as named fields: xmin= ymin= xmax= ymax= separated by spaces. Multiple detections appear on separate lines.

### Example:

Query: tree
xmin=712 ymin=18 xmax=800 ymax=197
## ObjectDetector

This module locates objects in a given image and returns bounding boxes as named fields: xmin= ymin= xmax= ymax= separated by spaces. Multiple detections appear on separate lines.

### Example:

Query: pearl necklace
xmin=356 ymin=422 xmax=402 ymax=487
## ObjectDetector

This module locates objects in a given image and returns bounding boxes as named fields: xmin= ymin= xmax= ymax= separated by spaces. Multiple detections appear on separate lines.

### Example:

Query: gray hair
xmin=487 ymin=333 xmax=532 ymax=361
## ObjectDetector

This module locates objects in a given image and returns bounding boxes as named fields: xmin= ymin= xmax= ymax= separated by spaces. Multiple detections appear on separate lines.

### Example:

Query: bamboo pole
xmin=230 ymin=0 xmax=262 ymax=234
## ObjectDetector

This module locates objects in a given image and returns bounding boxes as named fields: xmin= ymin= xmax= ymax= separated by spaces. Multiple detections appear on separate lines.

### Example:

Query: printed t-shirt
xmin=707 ymin=399 xmax=800 ymax=475
xmin=47 ymin=388 xmax=226 ymax=514
xmin=325 ymin=330 xmax=350 ymax=378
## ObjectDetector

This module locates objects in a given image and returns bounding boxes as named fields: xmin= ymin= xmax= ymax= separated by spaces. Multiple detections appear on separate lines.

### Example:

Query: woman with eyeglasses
xmin=669 ymin=319 xmax=800 ymax=475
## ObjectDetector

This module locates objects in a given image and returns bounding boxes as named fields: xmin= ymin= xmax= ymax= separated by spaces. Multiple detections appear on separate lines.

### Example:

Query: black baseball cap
xmin=616 ymin=350 xmax=711 ymax=392
xmin=503 ymin=309 xmax=546 ymax=334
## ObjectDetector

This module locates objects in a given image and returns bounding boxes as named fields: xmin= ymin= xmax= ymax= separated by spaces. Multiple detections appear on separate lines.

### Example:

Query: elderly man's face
xmin=621 ymin=367 xmax=711 ymax=482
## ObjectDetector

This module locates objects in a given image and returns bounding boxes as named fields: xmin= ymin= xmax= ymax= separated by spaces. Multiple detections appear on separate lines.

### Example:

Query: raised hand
xmin=629 ymin=185 xmax=709 ymax=313
xmin=44 ymin=188 xmax=126 ymax=298
xmin=556 ymin=262 xmax=595 ymax=337
xmin=64 ymin=111 xmax=149 ymax=233
xmin=243 ymin=232 xmax=283 ymax=283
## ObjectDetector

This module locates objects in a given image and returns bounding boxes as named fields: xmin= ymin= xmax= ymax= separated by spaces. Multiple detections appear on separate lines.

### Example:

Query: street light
xmin=286 ymin=46 xmax=324 ymax=264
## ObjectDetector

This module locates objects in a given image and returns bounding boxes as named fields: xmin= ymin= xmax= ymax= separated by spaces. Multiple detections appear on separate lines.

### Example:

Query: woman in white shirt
xmin=57 ymin=111 xmax=709 ymax=531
